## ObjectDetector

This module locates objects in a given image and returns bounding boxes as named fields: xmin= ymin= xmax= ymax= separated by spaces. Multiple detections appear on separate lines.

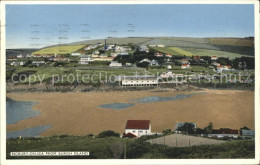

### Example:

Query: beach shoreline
xmin=6 ymin=89 xmax=254 ymax=137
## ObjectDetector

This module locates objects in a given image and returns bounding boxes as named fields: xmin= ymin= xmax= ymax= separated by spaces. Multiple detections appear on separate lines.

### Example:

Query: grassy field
xmin=182 ymin=48 xmax=252 ymax=59
xmin=150 ymin=47 xmax=194 ymax=56
xmin=32 ymin=45 xmax=86 ymax=55
xmin=6 ymin=136 xmax=254 ymax=159
xmin=209 ymin=38 xmax=254 ymax=47
xmin=151 ymin=46 xmax=251 ymax=59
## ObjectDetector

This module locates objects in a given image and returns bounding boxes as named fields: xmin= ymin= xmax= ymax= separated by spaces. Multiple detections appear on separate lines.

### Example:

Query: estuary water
xmin=6 ymin=98 xmax=51 ymax=138
xmin=99 ymin=93 xmax=205 ymax=110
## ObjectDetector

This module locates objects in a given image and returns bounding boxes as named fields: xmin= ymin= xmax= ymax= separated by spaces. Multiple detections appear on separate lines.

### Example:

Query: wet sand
xmin=6 ymin=89 xmax=254 ymax=136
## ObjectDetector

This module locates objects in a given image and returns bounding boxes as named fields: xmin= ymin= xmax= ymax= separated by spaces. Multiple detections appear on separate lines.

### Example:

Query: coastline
xmin=6 ymin=89 xmax=254 ymax=137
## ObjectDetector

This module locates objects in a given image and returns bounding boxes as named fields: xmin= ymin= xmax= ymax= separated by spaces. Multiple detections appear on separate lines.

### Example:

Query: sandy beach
xmin=6 ymin=89 xmax=254 ymax=136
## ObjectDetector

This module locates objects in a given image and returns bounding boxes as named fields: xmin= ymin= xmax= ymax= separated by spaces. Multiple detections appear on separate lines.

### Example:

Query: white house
xmin=32 ymin=61 xmax=45 ymax=67
xmin=241 ymin=129 xmax=254 ymax=138
xmin=78 ymin=55 xmax=93 ymax=65
xmin=211 ymin=56 xmax=218 ymax=60
xmin=125 ymin=120 xmax=151 ymax=137
xmin=10 ymin=61 xmax=20 ymax=66
xmin=139 ymin=46 xmax=149 ymax=52
xmin=120 ymin=75 xmax=158 ymax=87
xmin=93 ymin=50 xmax=100 ymax=55
xmin=160 ymin=71 xmax=175 ymax=78
xmin=216 ymin=65 xmax=231 ymax=72
xmin=93 ymin=57 xmax=114 ymax=61
xmin=84 ymin=45 xmax=97 ymax=50
xmin=140 ymin=58 xmax=150 ymax=63
xmin=207 ymin=129 xmax=239 ymax=139
xmin=109 ymin=61 xmax=122 ymax=67
xmin=157 ymin=44 xmax=165 ymax=47
xmin=19 ymin=61 xmax=26 ymax=66
xmin=150 ymin=59 xmax=159 ymax=66
xmin=212 ymin=62 xmax=220 ymax=66
xmin=114 ymin=46 xmax=125 ymax=52
xmin=118 ymin=52 xmax=129 ymax=56
xmin=71 ymin=52 xmax=82 ymax=56
xmin=26 ymin=54 xmax=32 ymax=58
xmin=17 ymin=54 xmax=25 ymax=58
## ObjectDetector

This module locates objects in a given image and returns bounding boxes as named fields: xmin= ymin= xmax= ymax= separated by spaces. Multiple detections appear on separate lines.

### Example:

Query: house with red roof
xmin=125 ymin=120 xmax=151 ymax=137
xmin=216 ymin=65 xmax=231 ymax=72
xmin=181 ymin=64 xmax=191 ymax=69
xmin=193 ymin=56 xmax=201 ymax=60
xmin=211 ymin=56 xmax=218 ymax=60
xmin=207 ymin=128 xmax=239 ymax=138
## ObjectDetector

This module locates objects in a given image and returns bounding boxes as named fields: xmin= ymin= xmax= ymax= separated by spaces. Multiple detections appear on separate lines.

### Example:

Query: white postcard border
xmin=0 ymin=1 xmax=259 ymax=165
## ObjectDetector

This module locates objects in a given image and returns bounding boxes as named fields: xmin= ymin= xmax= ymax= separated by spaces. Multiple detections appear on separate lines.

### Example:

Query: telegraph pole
xmin=176 ymin=138 xmax=177 ymax=147
xmin=124 ymin=143 xmax=126 ymax=159
xmin=164 ymin=135 xmax=166 ymax=150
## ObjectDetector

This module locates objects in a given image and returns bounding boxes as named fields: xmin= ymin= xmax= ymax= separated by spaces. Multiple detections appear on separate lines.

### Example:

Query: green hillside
xmin=151 ymin=47 xmax=194 ymax=56
xmin=151 ymin=46 xmax=252 ymax=59
xmin=182 ymin=48 xmax=253 ymax=59
xmin=209 ymin=38 xmax=254 ymax=47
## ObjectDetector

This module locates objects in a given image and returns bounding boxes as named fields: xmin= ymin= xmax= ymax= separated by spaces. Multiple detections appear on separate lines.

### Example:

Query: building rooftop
xmin=125 ymin=120 xmax=150 ymax=130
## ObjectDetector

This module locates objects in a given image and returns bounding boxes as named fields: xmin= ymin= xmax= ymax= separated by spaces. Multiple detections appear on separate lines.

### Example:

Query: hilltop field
xmin=150 ymin=46 xmax=251 ymax=59
xmin=9 ymin=37 xmax=253 ymax=57
xmin=31 ymin=45 xmax=86 ymax=55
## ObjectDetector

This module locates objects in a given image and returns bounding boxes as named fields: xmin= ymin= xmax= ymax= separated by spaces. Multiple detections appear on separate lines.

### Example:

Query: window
xmin=132 ymin=130 xmax=135 ymax=133
xmin=138 ymin=130 xmax=143 ymax=133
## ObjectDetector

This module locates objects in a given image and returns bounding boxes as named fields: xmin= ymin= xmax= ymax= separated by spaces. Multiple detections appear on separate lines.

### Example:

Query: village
xmin=6 ymin=40 xmax=254 ymax=87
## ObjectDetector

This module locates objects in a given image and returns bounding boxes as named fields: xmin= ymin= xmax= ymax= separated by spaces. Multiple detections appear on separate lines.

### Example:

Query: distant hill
xmin=6 ymin=49 xmax=38 ymax=57
xmin=69 ymin=37 xmax=153 ymax=45
xmin=8 ymin=37 xmax=253 ymax=57
xmin=68 ymin=37 xmax=254 ymax=56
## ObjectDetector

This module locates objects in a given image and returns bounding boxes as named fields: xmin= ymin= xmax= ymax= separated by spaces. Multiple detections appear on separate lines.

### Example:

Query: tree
xmin=204 ymin=122 xmax=213 ymax=134
xmin=177 ymin=123 xmax=196 ymax=134
xmin=137 ymin=62 xmax=149 ymax=68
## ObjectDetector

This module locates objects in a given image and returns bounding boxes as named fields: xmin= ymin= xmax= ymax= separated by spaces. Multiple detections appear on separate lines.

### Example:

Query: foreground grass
xmin=6 ymin=135 xmax=254 ymax=159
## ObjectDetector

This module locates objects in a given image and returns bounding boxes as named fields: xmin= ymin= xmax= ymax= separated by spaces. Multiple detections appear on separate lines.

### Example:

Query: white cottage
xmin=125 ymin=120 xmax=151 ymax=137
xmin=120 ymin=75 xmax=158 ymax=87
xmin=109 ymin=61 xmax=122 ymax=67
xmin=78 ymin=55 xmax=93 ymax=65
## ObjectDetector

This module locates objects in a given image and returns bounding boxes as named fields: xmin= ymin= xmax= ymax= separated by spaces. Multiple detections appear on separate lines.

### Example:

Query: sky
xmin=6 ymin=4 xmax=255 ymax=49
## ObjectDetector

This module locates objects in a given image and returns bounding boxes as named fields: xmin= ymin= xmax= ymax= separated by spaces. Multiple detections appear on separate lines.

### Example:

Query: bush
xmin=162 ymin=129 xmax=172 ymax=135
xmin=97 ymin=130 xmax=120 ymax=138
